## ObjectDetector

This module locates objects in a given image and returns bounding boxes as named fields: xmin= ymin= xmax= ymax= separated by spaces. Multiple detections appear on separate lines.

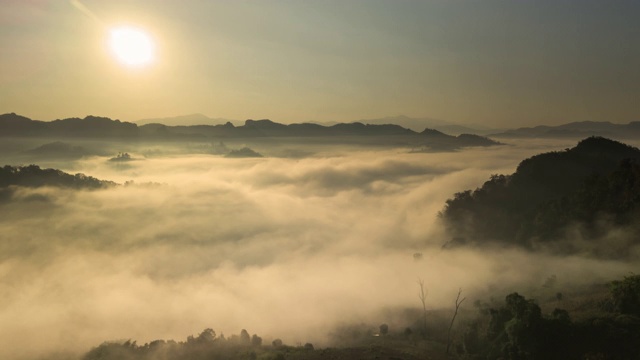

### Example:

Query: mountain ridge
xmin=490 ymin=120 xmax=640 ymax=139
xmin=0 ymin=113 xmax=499 ymax=150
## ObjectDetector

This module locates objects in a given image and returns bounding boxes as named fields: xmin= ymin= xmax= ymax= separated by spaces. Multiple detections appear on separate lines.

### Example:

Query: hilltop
xmin=0 ymin=165 xmax=115 ymax=190
xmin=0 ymin=113 xmax=138 ymax=138
xmin=440 ymin=137 xmax=640 ymax=257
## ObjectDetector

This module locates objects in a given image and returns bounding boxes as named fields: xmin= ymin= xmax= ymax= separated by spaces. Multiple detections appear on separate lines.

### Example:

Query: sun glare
xmin=108 ymin=26 xmax=155 ymax=67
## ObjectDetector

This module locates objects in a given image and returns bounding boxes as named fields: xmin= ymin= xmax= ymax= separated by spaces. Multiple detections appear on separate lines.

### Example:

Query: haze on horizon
xmin=1 ymin=0 xmax=639 ymax=128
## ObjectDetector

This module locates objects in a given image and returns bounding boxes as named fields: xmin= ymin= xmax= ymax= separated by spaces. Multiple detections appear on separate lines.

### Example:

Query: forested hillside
xmin=0 ymin=165 xmax=115 ymax=190
xmin=441 ymin=137 xmax=640 ymax=257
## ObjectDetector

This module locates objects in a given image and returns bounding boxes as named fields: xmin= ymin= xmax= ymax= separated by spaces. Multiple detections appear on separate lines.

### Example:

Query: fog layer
xmin=0 ymin=140 xmax=637 ymax=359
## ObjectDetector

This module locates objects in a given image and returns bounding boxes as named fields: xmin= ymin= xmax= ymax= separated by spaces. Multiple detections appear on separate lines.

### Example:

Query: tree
xmin=251 ymin=334 xmax=262 ymax=346
xmin=418 ymin=278 xmax=428 ymax=338
xmin=379 ymin=324 xmax=388 ymax=336
xmin=497 ymin=293 xmax=545 ymax=358
xmin=446 ymin=288 xmax=466 ymax=355
xmin=240 ymin=329 xmax=251 ymax=345
xmin=272 ymin=339 xmax=283 ymax=348
xmin=197 ymin=328 xmax=216 ymax=343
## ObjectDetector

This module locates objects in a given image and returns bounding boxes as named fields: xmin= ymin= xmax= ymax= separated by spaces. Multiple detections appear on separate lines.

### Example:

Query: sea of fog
xmin=1 ymin=138 xmax=638 ymax=360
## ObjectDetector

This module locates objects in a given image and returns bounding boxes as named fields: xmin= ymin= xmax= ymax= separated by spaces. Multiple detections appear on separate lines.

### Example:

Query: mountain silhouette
xmin=412 ymin=128 xmax=499 ymax=151
xmin=24 ymin=141 xmax=90 ymax=160
xmin=135 ymin=113 xmax=240 ymax=127
xmin=441 ymin=137 xmax=640 ymax=257
xmin=0 ymin=113 xmax=138 ymax=138
xmin=1 ymin=113 xmax=500 ymax=150
xmin=490 ymin=121 xmax=640 ymax=139
xmin=225 ymin=147 xmax=263 ymax=158
xmin=350 ymin=115 xmax=498 ymax=135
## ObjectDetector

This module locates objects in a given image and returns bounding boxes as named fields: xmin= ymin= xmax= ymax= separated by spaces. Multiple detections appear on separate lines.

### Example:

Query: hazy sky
xmin=1 ymin=0 xmax=639 ymax=127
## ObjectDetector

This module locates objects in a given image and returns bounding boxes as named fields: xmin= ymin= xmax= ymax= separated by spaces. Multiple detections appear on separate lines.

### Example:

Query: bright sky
xmin=0 ymin=0 xmax=638 ymax=127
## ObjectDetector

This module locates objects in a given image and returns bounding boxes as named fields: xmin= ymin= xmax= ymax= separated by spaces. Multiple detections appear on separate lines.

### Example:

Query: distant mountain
xmin=490 ymin=121 xmax=640 ymax=139
xmin=0 ymin=113 xmax=138 ymax=138
xmin=225 ymin=147 xmax=263 ymax=158
xmin=135 ymin=113 xmax=242 ymax=127
xmin=351 ymin=115 xmax=498 ymax=135
xmin=413 ymin=128 xmax=501 ymax=151
xmin=354 ymin=115 xmax=449 ymax=130
xmin=0 ymin=113 xmax=43 ymax=136
xmin=24 ymin=141 xmax=90 ymax=160
xmin=441 ymin=137 xmax=640 ymax=258
xmin=140 ymin=119 xmax=425 ymax=138
xmin=435 ymin=124 xmax=496 ymax=136
xmin=1 ymin=113 xmax=501 ymax=150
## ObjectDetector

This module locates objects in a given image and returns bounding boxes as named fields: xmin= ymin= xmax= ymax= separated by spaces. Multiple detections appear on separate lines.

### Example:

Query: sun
xmin=108 ymin=26 xmax=155 ymax=67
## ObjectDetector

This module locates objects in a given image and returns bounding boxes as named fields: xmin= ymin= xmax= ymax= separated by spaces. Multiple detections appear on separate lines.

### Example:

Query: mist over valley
xmin=3 ymin=1 xmax=640 ymax=358
xmin=1 ymin=120 xmax=639 ymax=359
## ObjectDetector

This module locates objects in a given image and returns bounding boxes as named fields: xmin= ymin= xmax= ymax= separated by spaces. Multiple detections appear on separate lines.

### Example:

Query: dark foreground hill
xmin=440 ymin=137 xmax=640 ymax=257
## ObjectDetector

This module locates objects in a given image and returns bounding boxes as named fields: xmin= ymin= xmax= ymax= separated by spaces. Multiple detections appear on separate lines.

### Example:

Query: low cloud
xmin=0 ymin=139 xmax=637 ymax=359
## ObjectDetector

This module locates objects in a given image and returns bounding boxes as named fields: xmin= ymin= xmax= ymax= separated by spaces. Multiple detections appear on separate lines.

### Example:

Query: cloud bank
xmin=0 ymin=139 xmax=638 ymax=359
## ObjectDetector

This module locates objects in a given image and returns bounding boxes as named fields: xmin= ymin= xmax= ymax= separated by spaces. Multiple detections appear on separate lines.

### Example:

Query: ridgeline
xmin=0 ymin=113 xmax=500 ymax=151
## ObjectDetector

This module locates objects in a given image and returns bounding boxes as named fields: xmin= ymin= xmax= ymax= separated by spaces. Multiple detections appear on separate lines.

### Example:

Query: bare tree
xmin=417 ymin=278 xmax=428 ymax=338
xmin=446 ymin=288 xmax=466 ymax=355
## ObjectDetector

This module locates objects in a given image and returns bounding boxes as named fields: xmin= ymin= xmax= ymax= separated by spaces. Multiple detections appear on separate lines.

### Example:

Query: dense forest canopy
xmin=441 ymin=137 xmax=640 ymax=257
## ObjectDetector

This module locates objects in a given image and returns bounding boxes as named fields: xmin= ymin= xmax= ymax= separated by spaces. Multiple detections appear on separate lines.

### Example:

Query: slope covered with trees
xmin=0 ymin=165 xmax=115 ymax=190
xmin=440 ymin=137 xmax=640 ymax=257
